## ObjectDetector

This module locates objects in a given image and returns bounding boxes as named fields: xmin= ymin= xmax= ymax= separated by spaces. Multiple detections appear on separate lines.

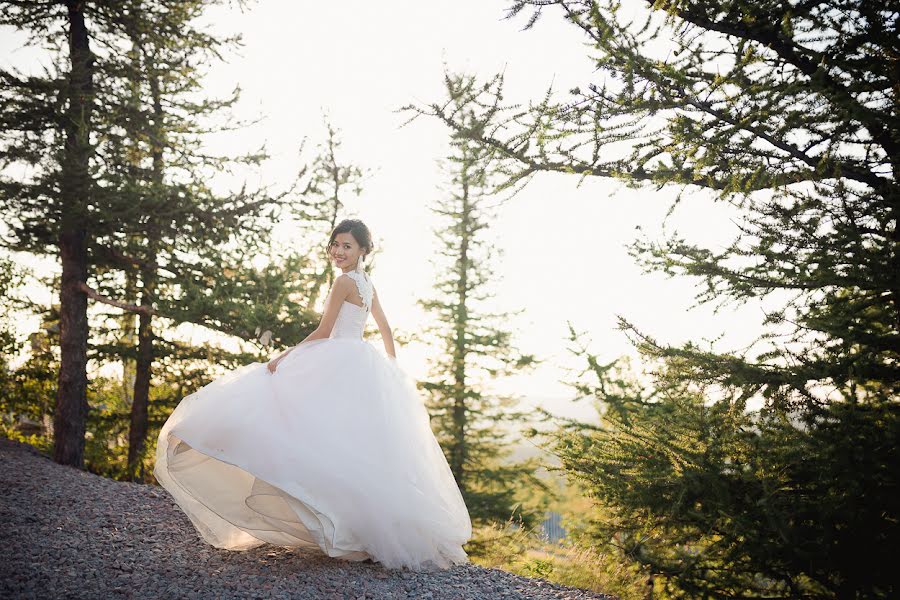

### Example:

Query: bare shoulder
xmin=331 ymin=274 xmax=355 ymax=296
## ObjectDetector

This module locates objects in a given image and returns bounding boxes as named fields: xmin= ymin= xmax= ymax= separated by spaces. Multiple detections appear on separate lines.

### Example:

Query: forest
xmin=1 ymin=1 xmax=897 ymax=598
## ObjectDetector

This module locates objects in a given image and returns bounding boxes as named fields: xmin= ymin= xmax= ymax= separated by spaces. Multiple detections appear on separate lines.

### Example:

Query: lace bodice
xmin=329 ymin=270 xmax=373 ymax=340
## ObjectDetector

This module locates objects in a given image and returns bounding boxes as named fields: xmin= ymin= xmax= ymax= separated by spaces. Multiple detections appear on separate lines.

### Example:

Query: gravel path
xmin=0 ymin=438 xmax=613 ymax=599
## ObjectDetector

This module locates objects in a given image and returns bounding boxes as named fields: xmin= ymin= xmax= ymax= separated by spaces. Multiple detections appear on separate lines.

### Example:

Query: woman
xmin=153 ymin=218 xmax=472 ymax=571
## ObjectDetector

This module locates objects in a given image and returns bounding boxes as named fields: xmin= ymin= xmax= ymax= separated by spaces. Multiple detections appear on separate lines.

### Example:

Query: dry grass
xmin=465 ymin=520 xmax=649 ymax=600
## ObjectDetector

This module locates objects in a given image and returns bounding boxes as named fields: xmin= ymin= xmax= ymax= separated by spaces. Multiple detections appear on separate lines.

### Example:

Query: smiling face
xmin=329 ymin=232 xmax=366 ymax=271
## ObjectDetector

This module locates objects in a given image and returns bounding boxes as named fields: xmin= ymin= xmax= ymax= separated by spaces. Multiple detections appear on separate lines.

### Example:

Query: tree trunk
xmin=450 ymin=175 xmax=471 ymax=486
xmin=126 ymin=266 xmax=154 ymax=480
xmin=53 ymin=1 xmax=95 ymax=468
xmin=54 ymin=230 xmax=90 ymax=467
xmin=127 ymin=53 xmax=161 ymax=481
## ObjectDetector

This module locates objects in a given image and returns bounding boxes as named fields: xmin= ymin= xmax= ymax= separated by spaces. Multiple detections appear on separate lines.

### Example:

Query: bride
xmin=153 ymin=218 xmax=472 ymax=571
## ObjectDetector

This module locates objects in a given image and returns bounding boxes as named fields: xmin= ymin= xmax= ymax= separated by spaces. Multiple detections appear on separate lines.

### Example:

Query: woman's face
xmin=329 ymin=232 xmax=364 ymax=270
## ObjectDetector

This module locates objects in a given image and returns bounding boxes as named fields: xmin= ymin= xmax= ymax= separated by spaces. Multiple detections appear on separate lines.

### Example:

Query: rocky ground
xmin=0 ymin=438 xmax=613 ymax=599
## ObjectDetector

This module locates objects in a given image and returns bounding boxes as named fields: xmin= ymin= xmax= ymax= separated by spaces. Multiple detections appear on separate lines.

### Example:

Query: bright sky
xmin=1 ymin=1 xmax=777 ymax=423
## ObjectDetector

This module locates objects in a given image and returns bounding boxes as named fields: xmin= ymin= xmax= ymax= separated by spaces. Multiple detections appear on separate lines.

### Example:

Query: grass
xmin=465 ymin=519 xmax=649 ymax=600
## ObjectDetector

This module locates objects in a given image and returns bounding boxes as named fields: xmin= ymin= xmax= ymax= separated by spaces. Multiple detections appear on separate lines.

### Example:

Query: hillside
xmin=0 ymin=438 xmax=612 ymax=600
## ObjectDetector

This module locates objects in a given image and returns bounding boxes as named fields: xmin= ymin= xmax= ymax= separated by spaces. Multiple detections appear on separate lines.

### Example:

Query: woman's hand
xmin=267 ymin=357 xmax=280 ymax=374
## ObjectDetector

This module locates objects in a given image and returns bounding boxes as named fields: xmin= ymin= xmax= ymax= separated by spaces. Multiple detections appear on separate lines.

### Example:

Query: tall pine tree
xmin=89 ymin=0 xmax=316 ymax=479
xmin=417 ymin=73 xmax=547 ymax=526
xmin=0 ymin=1 xmax=118 ymax=467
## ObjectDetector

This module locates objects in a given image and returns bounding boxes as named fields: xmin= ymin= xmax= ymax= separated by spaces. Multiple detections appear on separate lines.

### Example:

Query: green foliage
xmin=0 ymin=295 xmax=250 ymax=481
xmin=158 ymin=248 xmax=319 ymax=353
xmin=0 ymin=335 xmax=57 ymax=452
xmin=0 ymin=255 xmax=25 ymax=358
xmin=521 ymin=557 xmax=554 ymax=579
xmin=0 ymin=267 xmax=58 ymax=450
xmin=529 ymin=327 xmax=898 ymax=598
xmin=91 ymin=0 xmax=290 ymax=341
xmin=82 ymin=373 xmax=190 ymax=481
xmin=430 ymin=0 xmax=897 ymax=197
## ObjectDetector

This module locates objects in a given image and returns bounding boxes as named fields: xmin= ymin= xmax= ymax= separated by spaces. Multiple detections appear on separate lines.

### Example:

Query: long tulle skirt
xmin=153 ymin=338 xmax=472 ymax=570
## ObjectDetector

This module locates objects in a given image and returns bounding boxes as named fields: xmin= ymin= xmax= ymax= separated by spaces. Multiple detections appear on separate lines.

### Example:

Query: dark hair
xmin=327 ymin=219 xmax=374 ymax=257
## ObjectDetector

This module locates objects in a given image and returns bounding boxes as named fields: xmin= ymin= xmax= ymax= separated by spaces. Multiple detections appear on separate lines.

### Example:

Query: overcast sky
xmin=1 ymin=1 xmax=777 ymax=422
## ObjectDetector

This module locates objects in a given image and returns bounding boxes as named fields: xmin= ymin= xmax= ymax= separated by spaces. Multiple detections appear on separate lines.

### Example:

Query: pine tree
xmin=412 ymin=2 xmax=898 ymax=596
xmin=106 ymin=0 xmax=251 ymax=479
xmin=417 ymin=73 xmax=547 ymax=526
xmin=534 ymin=324 xmax=899 ymax=598
xmin=0 ymin=1 xmax=114 ymax=467
xmin=90 ymin=0 xmax=314 ymax=479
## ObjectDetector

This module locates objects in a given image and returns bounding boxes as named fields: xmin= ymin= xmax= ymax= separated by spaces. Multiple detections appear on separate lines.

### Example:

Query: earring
xmin=356 ymin=253 xmax=365 ymax=273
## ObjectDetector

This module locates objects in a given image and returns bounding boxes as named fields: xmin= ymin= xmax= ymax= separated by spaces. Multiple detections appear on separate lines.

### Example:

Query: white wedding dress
xmin=153 ymin=269 xmax=472 ymax=570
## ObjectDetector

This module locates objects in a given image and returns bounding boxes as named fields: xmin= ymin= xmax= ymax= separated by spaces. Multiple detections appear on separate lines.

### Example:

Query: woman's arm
xmin=370 ymin=287 xmax=396 ymax=359
xmin=267 ymin=276 xmax=352 ymax=373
